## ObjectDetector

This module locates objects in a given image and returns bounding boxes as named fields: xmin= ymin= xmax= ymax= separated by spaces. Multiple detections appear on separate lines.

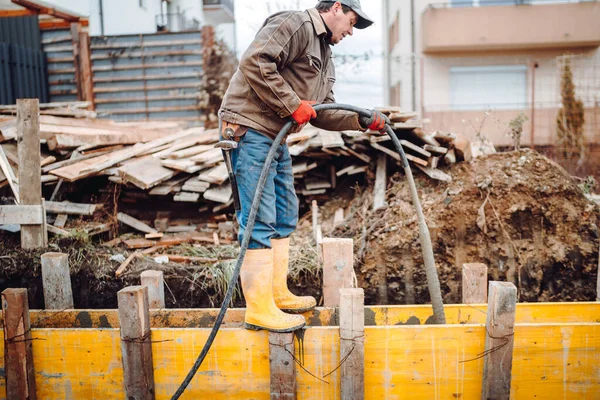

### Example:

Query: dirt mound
xmin=319 ymin=149 xmax=599 ymax=304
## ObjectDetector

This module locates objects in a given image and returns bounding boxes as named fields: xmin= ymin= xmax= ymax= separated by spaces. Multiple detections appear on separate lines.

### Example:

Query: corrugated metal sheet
xmin=41 ymin=29 xmax=78 ymax=103
xmin=90 ymin=31 xmax=203 ymax=122
xmin=0 ymin=43 xmax=48 ymax=104
xmin=0 ymin=16 xmax=41 ymax=51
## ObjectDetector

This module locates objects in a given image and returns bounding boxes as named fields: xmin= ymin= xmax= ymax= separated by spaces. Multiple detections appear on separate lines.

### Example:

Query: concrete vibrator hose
xmin=171 ymin=103 xmax=446 ymax=399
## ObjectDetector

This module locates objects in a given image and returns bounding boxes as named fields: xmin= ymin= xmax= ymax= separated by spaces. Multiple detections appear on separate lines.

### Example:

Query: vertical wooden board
xmin=151 ymin=329 xmax=271 ymax=399
xmin=364 ymin=325 xmax=486 ymax=399
xmin=31 ymin=329 xmax=124 ymax=398
xmin=0 ymin=332 xmax=5 ymax=399
xmin=462 ymin=263 xmax=488 ymax=304
xmin=269 ymin=332 xmax=296 ymax=400
xmin=511 ymin=324 xmax=600 ymax=398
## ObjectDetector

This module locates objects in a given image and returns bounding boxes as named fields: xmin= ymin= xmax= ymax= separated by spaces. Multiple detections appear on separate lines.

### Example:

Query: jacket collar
xmin=307 ymin=8 xmax=327 ymax=37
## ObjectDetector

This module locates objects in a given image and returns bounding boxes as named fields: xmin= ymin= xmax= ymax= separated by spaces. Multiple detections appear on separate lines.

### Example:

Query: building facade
xmin=383 ymin=0 xmax=600 ymax=147
xmin=44 ymin=0 xmax=236 ymax=51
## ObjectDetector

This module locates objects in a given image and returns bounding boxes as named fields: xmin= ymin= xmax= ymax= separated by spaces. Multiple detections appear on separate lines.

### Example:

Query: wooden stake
xmin=140 ymin=270 xmax=165 ymax=309
xmin=41 ymin=252 xmax=74 ymax=309
xmin=322 ymin=238 xmax=354 ymax=307
xmin=339 ymin=288 xmax=365 ymax=400
xmin=78 ymin=31 xmax=95 ymax=110
xmin=269 ymin=332 xmax=296 ymax=400
xmin=117 ymin=286 xmax=155 ymax=400
xmin=17 ymin=99 xmax=45 ymax=249
xmin=482 ymin=281 xmax=517 ymax=400
xmin=462 ymin=263 xmax=488 ymax=304
xmin=311 ymin=200 xmax=318 ymax=243
xmin=2 ymin=288 xmax=37 ymax=400
xmin=373 ymin=154 xmax=387 ymax=211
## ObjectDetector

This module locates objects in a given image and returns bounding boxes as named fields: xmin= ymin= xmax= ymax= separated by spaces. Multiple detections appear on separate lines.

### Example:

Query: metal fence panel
xmin=41 ymin=29 xmax=78 ymax=103
xmin=0 ymin=43 xmax=48 ymax=105
xmin=0 ymin=16 xmax=41 ymax=51
xmin=90 ymin=31 xmax=203 ymax=122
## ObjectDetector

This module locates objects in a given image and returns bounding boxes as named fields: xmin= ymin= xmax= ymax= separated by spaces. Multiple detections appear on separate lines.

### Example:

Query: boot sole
xmin=244 ymin=321 xmax=305 ymax=333
xmin=279 ymin=305 xmax=316 ymax=314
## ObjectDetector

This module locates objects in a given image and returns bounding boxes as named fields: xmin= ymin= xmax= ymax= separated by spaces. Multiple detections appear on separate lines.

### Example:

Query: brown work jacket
xmin=219 ymin=7 xmax=364 ymax=140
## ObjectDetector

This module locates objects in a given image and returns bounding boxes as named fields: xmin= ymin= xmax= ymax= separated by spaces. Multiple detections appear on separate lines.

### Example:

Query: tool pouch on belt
xmin=218 ymin=117 xmax=247 ymax=142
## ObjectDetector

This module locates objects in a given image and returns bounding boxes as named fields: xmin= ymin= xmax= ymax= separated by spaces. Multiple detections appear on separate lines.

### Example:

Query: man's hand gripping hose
xmin=170 ymin=103 xmax=446 ymax=399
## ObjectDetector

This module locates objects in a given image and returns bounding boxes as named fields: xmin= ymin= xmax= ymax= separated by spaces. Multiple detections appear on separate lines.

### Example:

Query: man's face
xmin=327 ymin=3 xmax=358 ymax=45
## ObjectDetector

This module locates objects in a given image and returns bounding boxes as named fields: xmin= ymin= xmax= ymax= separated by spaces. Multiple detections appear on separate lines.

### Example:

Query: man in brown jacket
xmin=219 ymin=0 xmax=385 ymax=332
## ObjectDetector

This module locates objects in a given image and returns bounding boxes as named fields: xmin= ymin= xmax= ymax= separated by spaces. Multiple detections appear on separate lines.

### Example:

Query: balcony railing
xmin=422 ymin=1 xmax=600 ymax=53
xmin=203 ymin=0 xmax=234 ymax=14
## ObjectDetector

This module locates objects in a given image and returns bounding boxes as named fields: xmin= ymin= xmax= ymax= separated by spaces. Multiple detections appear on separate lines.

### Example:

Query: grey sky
xmin=234 ymin=0 xmax=384 ymax=109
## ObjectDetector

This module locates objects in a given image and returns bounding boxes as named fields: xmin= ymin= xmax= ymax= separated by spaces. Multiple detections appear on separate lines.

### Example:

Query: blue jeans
xmin=231 ymin=128 xmax=298 ymax=249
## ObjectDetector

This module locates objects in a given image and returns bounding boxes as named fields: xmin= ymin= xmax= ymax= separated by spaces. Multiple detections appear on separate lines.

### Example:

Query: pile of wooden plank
xmin=1 ymin=105 xmax=473 ymax=216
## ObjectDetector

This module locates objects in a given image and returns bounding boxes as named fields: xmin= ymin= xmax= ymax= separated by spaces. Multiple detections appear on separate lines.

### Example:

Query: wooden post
xmin=78 ymin=30 xmax=95 ymax=110
xmin=117 ymin=286 xmax=155 ymax=400
xmin=1 ymin=288 xmax=37 ymax=400
xmin=140 ymin=270 xmax=165 ymax=309
xmin=462 ymin=263 xmax=488 ymax=304
xmin=70 ymin=23 xmax=83 ymax=101
xmin=322 ymin=238 xmax=354 ymax=307
xmin=311 ymin=200 xmax=318 ymax=243
xmin=17 ymin=98 xmax=45 ymax=249
xmin=41 ymin=252 xmax=74 ymax=309
xmin=482 ymin=281 xmax=517 ymax=400
xmin=269 ymin=332 xmax=296 ymax=400
xmin=339 ymin=288 xmax=365 ymax=400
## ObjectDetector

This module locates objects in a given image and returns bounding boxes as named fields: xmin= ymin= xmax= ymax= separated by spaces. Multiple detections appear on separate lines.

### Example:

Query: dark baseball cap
xmin=320 ymin=0 xmax=374 ymax=29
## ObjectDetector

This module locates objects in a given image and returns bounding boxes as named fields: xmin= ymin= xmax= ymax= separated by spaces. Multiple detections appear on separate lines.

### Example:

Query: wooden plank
xmin=117 ymin=286 xmax=155 ymax=399
xmin=370 ymin=142 xmax=428 ymax=167
xmin=482 ymin=281 xmax=517 ymax=400
xmin=45 ymin=201 xmax=97 ymax=215
xmin=78 ymin=31 xmax=94 ymax=109
xmin=399 ymin=140 xmax=431 ymax=159
xmin=0 ymin=136 xmax=19 ymax=202
xmin=47 ymin=224 xmax=71 ymax=237
xmin=117 ymin=212 xmax=157 ymax=234
xmin=322 ymin=238 xmax=354 ymax=307
xmin=119 ymin=156 xmax=176 ymax=190
xmin=433 ymin=131 xmax=457 ymax=144
xmin=373 ymin=154 xmax=387 ymax=211
xmin=269 ymin=332 xmax=296 ymax=400
xmin=168 ymin=145 xmax=213 ymax=159
xmin=423 ymin=144 xmax=448 ymax=155
xmin=161 ymin=159 xmax=203 ymax=174
xmin=124 ymin=235 xmax=193 ymax=249
xmin=0 ymin=205 xmax=43 ymax=224
xmin=339 ymin=288 xmax=365 ymax=400
xmin=341 ymin=145 xmax=371 ymax=163
xmin=462 ymin=263 xmax=488 ymax=304
xmin=1 ymin=288 xmax=37 ymax=400
xmin=174 ymin=192 xmax=200 ymax=202
xmin=319 ymin=130 xmax=345 ymax=149
xmin=204 ymin=184 xmax=232 ymax=204
xmin=51 ymin=129 xmax=194 ymax=181
xmin=41 ymin=252 xmax=74 ymax=309
xmin=140 ymin=270 xmax=165 ymax=309
xmin=197 ymin=163 xmax=228 ymax=185
xmin=17 ymin=99 xmax=45 ymax=249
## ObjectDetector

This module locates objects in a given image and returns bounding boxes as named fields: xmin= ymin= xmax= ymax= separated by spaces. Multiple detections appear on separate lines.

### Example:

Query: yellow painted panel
xmin=0 ymin=323 xmax=598 ymax=399
xmin=512 ymin=323 xmax=600 ymax=399
xmin=151 ymin=328 xmax=270 ymax=399
xmin=32 ymin=329 xmax=123 ymax=399
xmin=365 ymin=325 xmax=486 ymax=399
xmin=369 ymin=302 xmax=600 ymax=326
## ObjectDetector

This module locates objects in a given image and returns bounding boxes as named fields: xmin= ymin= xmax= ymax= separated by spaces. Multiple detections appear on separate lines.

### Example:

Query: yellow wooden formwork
xmin=0 ymin=303 xmax=599 ymax=399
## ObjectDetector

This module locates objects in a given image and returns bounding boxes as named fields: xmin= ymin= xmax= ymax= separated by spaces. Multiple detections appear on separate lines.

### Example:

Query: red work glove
xmin=291 ymin=100 xmax=317 ymax=125
xmin=360 ymin=110 xmax=387 ymax=133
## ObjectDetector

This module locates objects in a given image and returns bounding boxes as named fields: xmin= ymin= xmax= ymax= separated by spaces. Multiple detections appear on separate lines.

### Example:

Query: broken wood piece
xmin=173 ymin=192 xmax=200 ymax=202
xmin=433 ymin=131 xmax=457 ymax=144
xmin=164 ymin=255 xmax=220 ymax=263
xmin=213 ymin=232 xmax=220 ymax=246
xmin=115 ymin=251 xmax=140 ymax=276
xmin=333 ymin=208 xmax=345 ymax=228
xmin=204 ymin=184 xmax=232 ymax=204
xmin=415 ymin=164 xmax=452 ymax=182
xmin=117 ymin=212 xmax=158 ymax=234
xmin=444 ymin=148 xmax=457 ymax=164
xmin=54 ymin=214 xmax=68 ymax=228
xmin=47 ymin=224 xmax=71 ymax=237
xmin=145 ymin=232 xmax=164 ymax=240
xmin=119 ymin=156 xmax=177 ymax=190
xmin=347 ymin=165 xmax=369 ymax=176
xmin=341 ymin=145 xmax=371 ymax=163
xmin=373 ymin=154 xmax=387 ymax=211
xmin=286 ymin=128 xmax=318 ymax=144
xmin=423 ymin=144 xmax=448 ymax=155
xmin=370 ymin=142 xmax=429 ymax=167
xmin=0 ymin=143 xmax=19 ymax=201
xmin=124 ymin=235 xmax=192 ymax=249
xmin=319 ymin=130 xmax=345 ymax=148
xmin=40 ymin=156 xmax=57 ymax=167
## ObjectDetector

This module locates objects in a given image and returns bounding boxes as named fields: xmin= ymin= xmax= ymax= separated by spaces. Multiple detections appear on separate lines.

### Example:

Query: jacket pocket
xmin=306 ymin=52 xmax=322 ymax=73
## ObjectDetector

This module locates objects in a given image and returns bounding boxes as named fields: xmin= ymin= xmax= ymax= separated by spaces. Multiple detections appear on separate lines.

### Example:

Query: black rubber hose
xmin=171 ymin=103 xmax=445 ymax=399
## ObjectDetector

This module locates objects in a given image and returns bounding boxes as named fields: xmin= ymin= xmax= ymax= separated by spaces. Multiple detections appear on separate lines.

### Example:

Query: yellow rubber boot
xmin=272 ymin=238 xmax=317 ymax=313
xmin=240 ymin=248 xmax=306 ymax=332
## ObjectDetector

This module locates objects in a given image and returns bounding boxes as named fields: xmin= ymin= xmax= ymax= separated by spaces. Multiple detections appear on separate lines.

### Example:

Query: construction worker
xmin=218 ymin=0 xmax=385 ymax=332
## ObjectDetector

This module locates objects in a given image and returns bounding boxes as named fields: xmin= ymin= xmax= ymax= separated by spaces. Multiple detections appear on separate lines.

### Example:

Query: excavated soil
xmin=313 ymin=149 xmax=599 ymax=304
xmin=1 ymin=149 xmax=599 ymax=308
